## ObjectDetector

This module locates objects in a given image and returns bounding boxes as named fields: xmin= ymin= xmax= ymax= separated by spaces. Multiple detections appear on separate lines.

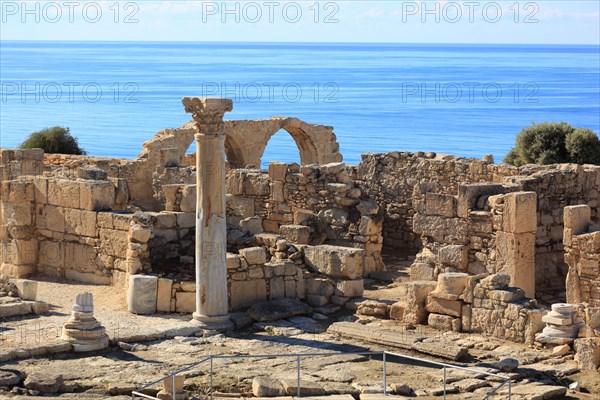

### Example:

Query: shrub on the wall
xmin=20 ymin=126 xmax=86 ymax=155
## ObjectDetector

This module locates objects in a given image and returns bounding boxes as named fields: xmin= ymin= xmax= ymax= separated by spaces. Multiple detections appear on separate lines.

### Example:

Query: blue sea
xmin=1 ymin=41 xmax=599 ymax=166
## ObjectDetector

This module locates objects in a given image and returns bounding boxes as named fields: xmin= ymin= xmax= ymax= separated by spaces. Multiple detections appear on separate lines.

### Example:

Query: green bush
xmin=565 ymin=128 xmax=600 ymax=165
xmin=20 ymin=126 xmax=86 ymax=155
xmin=504 ymin=122 xmax=599 ymax=166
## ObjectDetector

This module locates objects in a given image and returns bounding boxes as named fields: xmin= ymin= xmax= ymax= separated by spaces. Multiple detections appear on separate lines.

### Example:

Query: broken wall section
xmin=411 ymin=182 xmax=537 ymax=299
xmin=564 ymin=205 xmax=600 ymax=306
xmin=165 ymin=162 xmax=385 ymax=277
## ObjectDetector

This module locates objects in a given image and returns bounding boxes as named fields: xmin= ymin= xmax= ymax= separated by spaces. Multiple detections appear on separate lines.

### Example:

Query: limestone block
xmin=159 ymin=376 xmax=187 ymax=400
xmin=502 ymin=192 xmax=537 ymax=233
xmin=294 ymin=209 xmax=318 ymax=225
xmin=164 ymin=185 xmax=180 ymax=211
xmin=230 ymin=279 xmax=267 ymax=311
xmin=279 ymin=224 xmax=310 ymax=245
xmin=284 ymin=279 xmax=296 ymax=298
xmin=2 ymin=239 xmax=36 ymax=265
xmin=38 ymin=240 xmax=63 ymax=269
xmin=239 ymin=247 xmax=267 ymax=265
xmin=357 ymin=300 xmax=388 ymax=317
xmin=130 ymin=224 xmax=152 ymax=243
xmin=48 ymin=178 xmax=80 ymax=209
xmin=412 ymin=214 xmax=469 ymax=242
xmin=226 ymin=253 xmax=241 ymax=269
xmin=176 ymin=212 xmax=195 ymax=229
xmin=64 ymin=242 xmax=97 ymax=272
xmin=331 ymin=295 xmax=349 ymax=305
xmin=156 ymin=212 xmax=177 ymax=229
xmin=428 ymin=313 xmax=461 ymax=332
xmin=304 ymin=245 xmax=364 ymax=279
xmin=100 ymin=229 xmax=129 ymax=258
xmin=113 ymin=213 xmax=133 ymax=231
xmin=359 ymin=217 xmax=382 ymax=238
xmin=271 ymin=181 xmax=284 ymax=202
xmin=2 ymin=202 xmax=32 ymax=226
xmin=227 ymin=194 xmax=255 ymax=218
xmin=425 ymin=193 xmax=455 ymax=218
xmin=431 ymin=272 xmax=469 ymax=300
xmin=240 ymin=216 xmax=264 ymax=235
xmin=269 ymin=277 xmax=285 ymax=299
xmin=335 ymin=279 xmax=364 ymax=297
xmin=253 ymin=377 xmax=286 ymax=397
xmin=175 ymin=292 xmax=195 ymax=313
xmin=43 ymin=205 xmax=65 ymax=232
xmin=24 ymin=373 xmax=64 ymax=393
xmin=180 ymin=281 xmax=196 ymax=292
xmin=356 ymin=199 xmax=379 ymax=216
xmin=80 ymin=180 xmax=115 ymax=211
xmin=390 ymin=301 xmax=407 ymax=321
xmin=574 ymin=338 xmax=600 ymax=371
xmin=33 ymin=176 xmax=48 ymax=204
xmin=269 ymin=162 xmax=287 ymax=182
xmin=564 ymin=205 xmax=591 ymax=234
xmin=400 ymin=280 xmax=437 ymax=324
xmin=307 ymin=294 xmax=329 ymax=307
xmin=457 ymin=183 xmax=504 ymax=218
xmin=495 ymin=231 xmax=535 ymax=298
xmin=306 ymin=277 xmax=334 ymax=297
xmin=410 ymin=262 xmax=435 ymax=281
xmin=296 ymin=269 xmax=305 ymax=299
xmin=180 ymin=185 xmax=196 ymax=212
xmin=244 ymin=174 xmax=270 ymax=196
xmin=64 ymin=208 xmax=97 ymax=237
xmin=157 ymin=278 xmax=173 ymax=312
xmin=13 ymin=279 xmax=37 ymax=300
xmin=438 ymin=245 xmax=468 ymax=269
xmin=65 ymin=270 xmax=111 ymax=285
xmin=426 ymin=296 xmax=463 ymax=317
xmin=5 ymin=180 xmax=34 ymax=203
xmin=128 ymin=275 xmax=158 ymax=314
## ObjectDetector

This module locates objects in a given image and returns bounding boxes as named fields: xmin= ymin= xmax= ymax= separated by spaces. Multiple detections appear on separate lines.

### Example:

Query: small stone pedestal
xmin=157 ymin=375 xmax=188 ymax=400
xmin=536 ymin=303 xmax=584 ymax=345
xmin=61 ymin=293 xmax=109 ymax=352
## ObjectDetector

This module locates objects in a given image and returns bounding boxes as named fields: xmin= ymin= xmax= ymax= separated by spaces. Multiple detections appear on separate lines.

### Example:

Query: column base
xmin=191 ymin=312 xmax=234 ymax=332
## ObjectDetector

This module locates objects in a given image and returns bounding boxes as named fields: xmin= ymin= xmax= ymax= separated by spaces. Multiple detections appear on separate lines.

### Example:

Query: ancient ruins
xmin=1 ymin=98 xmax=599 ymax=399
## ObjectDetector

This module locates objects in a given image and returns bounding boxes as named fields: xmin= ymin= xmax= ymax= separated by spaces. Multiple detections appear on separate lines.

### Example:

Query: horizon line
xmin=1 ymin=39 xmax=598 ymax=46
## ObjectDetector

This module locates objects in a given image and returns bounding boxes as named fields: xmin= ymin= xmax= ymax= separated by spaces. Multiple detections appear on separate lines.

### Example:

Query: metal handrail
xmin=132 ymin=351 xmax=512 ymax=400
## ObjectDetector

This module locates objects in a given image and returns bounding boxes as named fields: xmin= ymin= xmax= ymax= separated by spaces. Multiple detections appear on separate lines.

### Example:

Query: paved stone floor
xmin=1 ymin=277 xmax=598 ymax=399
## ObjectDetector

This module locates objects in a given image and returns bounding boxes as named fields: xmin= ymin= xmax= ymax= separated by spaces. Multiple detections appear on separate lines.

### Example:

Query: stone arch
xmin=224 ymin=117 xmax=343 ymax=168
xmin=133 ymin=115 xmax=343 ymax=208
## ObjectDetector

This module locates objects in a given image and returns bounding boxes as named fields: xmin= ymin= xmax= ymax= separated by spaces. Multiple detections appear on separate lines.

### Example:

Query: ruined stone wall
xmin=136 ymin=236 xmax=366 ymax=314
xmin=516 ymin=165 xmax=600 ymax=297
xmin=462 ymin=274 xmax=544 ymax=343
xmin=564 ymin=205 xmax=600 ymax=307
xmin=0 ymin=171 xmax=152 ymax=286
xmin=411 ymin=182 xmax=537 ymax=298
xmin=392 ymin=272 xmax=545 ymax=343
xmin=357 ymin=152 xmax=600 ymax=298
xmin=357 ymin=152 xmax=514 ymax=253
xmin=227 ymin=162 xmax=385 ymax=275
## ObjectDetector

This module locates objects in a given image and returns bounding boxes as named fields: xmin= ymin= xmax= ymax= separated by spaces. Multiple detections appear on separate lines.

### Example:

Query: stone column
xmin=182 ymin=97 xmax=233 ymax=331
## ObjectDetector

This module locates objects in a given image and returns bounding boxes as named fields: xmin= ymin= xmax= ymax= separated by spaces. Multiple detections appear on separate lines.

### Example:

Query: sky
xmin=0 ymin=0 xmax=599 ymax=44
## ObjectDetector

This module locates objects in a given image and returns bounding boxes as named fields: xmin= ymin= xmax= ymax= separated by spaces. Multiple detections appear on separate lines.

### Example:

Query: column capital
xmin=182 ymin=97 xmax=233 ymax=135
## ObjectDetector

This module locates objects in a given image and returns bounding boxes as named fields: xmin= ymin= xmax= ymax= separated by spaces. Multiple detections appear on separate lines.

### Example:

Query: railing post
xmin=443 ymin=366 xmax=447 ymax=400
xmin=297 ymin=355 xmax=301 ymax=398
xmin=383 ymin=352 xmax=387 ymax=396
xmin=508 ymin=379 xmax=512 ymax=399
xmin=172 ymin=374 xmax=176 ymax=400
xmin=210 ymin=357 xmax=214 ymax=400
